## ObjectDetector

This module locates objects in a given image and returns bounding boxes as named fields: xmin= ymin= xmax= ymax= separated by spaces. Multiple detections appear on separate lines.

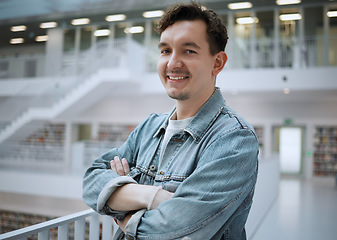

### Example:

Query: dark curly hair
xmin=156 ymin=1 xmax=228 ymax=56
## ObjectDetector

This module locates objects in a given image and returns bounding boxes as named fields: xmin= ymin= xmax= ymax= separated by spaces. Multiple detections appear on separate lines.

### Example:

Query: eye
xmin=186 ymin=49 xmax=197 ymax=54
xmin=160 ymin=49 xmax=171 ymax=54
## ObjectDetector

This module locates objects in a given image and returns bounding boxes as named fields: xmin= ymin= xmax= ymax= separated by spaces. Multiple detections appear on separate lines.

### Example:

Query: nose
xmin=167 ymin=52 xmax=183 ymax=69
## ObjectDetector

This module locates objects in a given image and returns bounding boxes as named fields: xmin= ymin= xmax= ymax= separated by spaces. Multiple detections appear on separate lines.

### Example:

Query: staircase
xmin=0 ymin=38 xmax=145 ymax=144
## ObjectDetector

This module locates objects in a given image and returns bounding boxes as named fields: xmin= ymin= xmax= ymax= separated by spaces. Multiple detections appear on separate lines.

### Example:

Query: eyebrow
xmin=158 ymin=42 xmax=168 ymax=49
xmin=158 ymin=41 xmax=201 ymax=49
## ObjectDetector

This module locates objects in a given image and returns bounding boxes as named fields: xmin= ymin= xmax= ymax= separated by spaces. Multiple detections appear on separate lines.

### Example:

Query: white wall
xmin=246 ymin=156 xmax=280 ymax=239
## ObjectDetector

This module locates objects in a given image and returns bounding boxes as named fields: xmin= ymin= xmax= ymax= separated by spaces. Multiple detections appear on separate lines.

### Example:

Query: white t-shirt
xmin=159 ymin=114 xmax=194 ymax=167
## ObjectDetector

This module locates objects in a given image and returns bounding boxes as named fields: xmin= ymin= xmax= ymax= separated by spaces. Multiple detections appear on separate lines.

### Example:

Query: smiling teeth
xmin=169 ymin=76 xmax=186 ymax=80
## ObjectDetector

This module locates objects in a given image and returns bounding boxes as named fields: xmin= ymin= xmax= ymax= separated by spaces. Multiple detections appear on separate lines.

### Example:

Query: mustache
xmin=166 ymin=70 xmax=190 ymax=76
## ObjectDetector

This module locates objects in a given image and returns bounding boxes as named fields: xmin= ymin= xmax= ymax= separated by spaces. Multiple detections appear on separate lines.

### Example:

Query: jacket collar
xmin=154 ymin=87 xmax=226 ymax=143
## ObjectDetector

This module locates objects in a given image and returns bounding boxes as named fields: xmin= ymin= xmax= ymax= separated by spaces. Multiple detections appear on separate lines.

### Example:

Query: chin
xmin=167 ymin=91 xmax=189 ymax=101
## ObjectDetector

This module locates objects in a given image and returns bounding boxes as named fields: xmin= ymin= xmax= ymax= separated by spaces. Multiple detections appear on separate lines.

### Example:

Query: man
xmin=83 ymin=2 xmax=259 ymax=239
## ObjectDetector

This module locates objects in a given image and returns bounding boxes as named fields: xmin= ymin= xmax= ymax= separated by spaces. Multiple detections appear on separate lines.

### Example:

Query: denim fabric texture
xmin=82 ymin=88 xmax=259 ymax=240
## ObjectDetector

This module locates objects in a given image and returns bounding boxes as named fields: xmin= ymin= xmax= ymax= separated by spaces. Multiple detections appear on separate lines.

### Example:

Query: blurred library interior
xmin=0 ymin=0 xmax=337 ymax=239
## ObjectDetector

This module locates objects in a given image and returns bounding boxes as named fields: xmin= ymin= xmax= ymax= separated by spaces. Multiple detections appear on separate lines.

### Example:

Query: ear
xmin=212 ymin=51 xmax=227 ymax=77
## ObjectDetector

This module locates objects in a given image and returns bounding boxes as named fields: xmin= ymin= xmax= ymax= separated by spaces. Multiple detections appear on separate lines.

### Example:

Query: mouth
xmin=167 ymin=75 xmax=189 ymax=80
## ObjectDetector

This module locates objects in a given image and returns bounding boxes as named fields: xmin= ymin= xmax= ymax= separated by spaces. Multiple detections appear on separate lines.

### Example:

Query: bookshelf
xmin=24 ymin=123 xmax=65 ymax=145
xmin=97 ymin=124 xmax=136 ymax=143
xmin=79 ymin=124 xmax=137 ymax=168
xmin=313 ymin=126 xmax=337 ymax=177
xmin=0 ymin=123 xmax=66 ymax=170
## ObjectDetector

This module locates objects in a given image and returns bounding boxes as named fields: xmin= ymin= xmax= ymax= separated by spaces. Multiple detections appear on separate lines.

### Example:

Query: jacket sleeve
xmin=82 ymin=125 xmax=139 ymax=220
xmin=82 ymin=113 xmax=165 ymax=221
xmin=125 ymin=128 xmax=259 ymax=240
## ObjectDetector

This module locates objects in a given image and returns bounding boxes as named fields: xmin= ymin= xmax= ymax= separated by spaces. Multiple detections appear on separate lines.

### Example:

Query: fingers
xmin=112 ymin=156 xmax=125 ymax=176
xmin=110 ymin=159 xmax=117 ymax=173
xmin=110 ymin=156 xmax=130 ymax=176
xmin=121 ymin=158 xmax=130 ymax=175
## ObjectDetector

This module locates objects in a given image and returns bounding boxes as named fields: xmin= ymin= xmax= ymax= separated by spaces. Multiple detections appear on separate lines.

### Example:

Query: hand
xmin=115 ymin=212 xmax=134 ymax=233
xmin=110 ymin=156 xmax=130 ymax=176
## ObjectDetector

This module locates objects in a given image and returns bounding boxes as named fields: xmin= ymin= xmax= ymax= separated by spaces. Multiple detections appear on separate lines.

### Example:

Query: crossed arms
xmin=108 ymin=156 xmax=173 ymax=231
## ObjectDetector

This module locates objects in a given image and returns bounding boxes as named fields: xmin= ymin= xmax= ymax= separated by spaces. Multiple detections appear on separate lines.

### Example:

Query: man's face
xmin=157 ymin=20 xmax=221 ymax=104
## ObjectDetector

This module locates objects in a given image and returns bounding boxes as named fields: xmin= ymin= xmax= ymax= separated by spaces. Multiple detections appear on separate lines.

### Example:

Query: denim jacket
xmin=83 ymin=87 xmax=259 ymax=240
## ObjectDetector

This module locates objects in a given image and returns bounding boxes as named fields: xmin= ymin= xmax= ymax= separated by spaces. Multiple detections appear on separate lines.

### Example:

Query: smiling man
xmin=83 ymin=2 xmax=259 ymax=240
xmin=157 ymin=19 xmax=226 ymax=120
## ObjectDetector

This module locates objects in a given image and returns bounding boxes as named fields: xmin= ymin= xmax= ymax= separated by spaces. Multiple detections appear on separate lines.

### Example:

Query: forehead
xmin=159 ymin=20 xmax=208 ymax=47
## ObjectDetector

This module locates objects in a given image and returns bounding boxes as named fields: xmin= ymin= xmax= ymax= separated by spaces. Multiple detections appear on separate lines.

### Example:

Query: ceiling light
xmin=276 ymin=0 xmax=301 ymax=5
xmin=71 ymin=18 xmax=90 ymax=26
xmin=327 ymin=11 xmax=337 ymax=17
xmin=36 ymin=35 xmax=48 ymax=42
xmin=94 ymin=29 xmax=111 ymax=37
xmin=105 ymin=14 xmax=126 ymax=22
xmin=40 ymin=22 xmax=57 ymax=29
xmin=11 ymin=25 xmax=26 ymax=32
xmin=143 ymin=10 xmax=164 ymax=18
xmin=10 ymin=38 xmax=24 ymax=44
xmin=124 ymin=26 xmax=144 ymax=34
xmin=228 ymin=2 xmax=253 ymax=10
xmin=279 ymin=13 xmax=302 ymax=21
xmin=283 ymin=87 xmax=290 ymax=95
xmin=236 ymin=17 xmax=259 ymax=24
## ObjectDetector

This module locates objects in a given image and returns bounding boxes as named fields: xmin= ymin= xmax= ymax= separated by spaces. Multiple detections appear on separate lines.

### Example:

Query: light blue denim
xmin=83 ymin=87 xmax=259 ymax=240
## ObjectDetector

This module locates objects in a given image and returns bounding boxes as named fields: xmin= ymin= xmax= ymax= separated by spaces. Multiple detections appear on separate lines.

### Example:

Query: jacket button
xmin=150 ymin=165 xmax=156 ymax=171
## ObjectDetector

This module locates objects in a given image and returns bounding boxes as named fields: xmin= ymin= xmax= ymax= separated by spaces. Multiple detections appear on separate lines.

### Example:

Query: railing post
xmin=145 ymin=20 xmax=152 ymax=72
xmin=227 ymin=12 xmax=234 ymax=69
xmin=274 ymin=8 xmax=280 ymax=68
xmin=89 ymin=213 xmax=100 ymax=240
xmin=37 ymin=230 xmax=49 ymax=240
xmin=299 ymin=6 xmax=305 ymax=68
xmin=58 ymin=223 xmax=69 ymax=240
xmin=323 ymin=5 xmax=329 ymax=66
xmin=250 ymin=11 xmax=257 ymax=68
xmin=74 ymin=218 xmax=86 ymax=240
xmin=102 ymin=215 xmax=113 ymax=240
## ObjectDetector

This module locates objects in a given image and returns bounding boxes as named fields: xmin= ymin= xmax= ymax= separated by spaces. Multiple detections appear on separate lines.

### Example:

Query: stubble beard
xmin=164 ymin=71 xmax=191 ymax=101
xmin=167 ymin=91 xmax=189 ymax=101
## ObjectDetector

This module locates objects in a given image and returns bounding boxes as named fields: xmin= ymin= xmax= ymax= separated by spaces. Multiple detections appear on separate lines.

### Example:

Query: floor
xmin=251 ymin=177 xmax=337 ymax=240
xmin=0 ymin=191 xmax=88 ymax=217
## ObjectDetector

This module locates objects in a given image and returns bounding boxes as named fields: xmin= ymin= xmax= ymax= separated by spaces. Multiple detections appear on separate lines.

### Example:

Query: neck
xmin=175 ymin=89 xmax=215 ymax=120
xmin=174 ymin=102 xmax=198 ymax=120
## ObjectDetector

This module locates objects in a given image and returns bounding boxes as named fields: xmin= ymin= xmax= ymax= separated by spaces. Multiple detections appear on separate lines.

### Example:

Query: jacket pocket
xmin=158 ymin=174 xmax=188 ymax=192
xmin=162 ymin=180 xmax=182 ymax=192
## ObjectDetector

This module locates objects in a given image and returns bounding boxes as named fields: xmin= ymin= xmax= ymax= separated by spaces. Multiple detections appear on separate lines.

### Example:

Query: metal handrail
xmin=0 ymin=209 xmax=116 ymax=240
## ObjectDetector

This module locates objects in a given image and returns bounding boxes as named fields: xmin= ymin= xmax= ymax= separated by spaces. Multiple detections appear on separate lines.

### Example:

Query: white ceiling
xmin=0 ymin=0 xmax=334 ymax=22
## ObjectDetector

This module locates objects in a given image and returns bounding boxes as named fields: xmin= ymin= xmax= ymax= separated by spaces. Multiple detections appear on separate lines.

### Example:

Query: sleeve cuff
xmin=125 ymin=209 xmax=147 ymax=237
xmin=97 ymin=176 xmax=137 ymax=213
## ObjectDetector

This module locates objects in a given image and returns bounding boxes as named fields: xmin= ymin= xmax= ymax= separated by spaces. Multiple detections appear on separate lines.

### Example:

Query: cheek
xmin=200 ymin=59 xmax=216 ymax=76
xmin=190 ymin=61 xmax=211 ymax=77
xmin=157 ymin=57 xmax=166 ymax=73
